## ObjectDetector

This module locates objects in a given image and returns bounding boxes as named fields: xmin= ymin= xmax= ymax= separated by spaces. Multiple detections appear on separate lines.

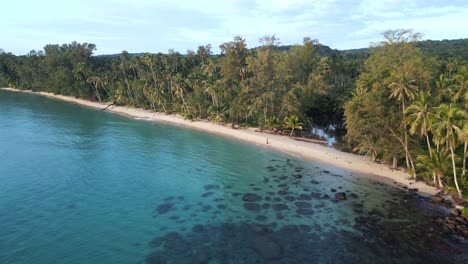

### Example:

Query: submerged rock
xmin=294 ymin=202 xmax=312 ymax=208
xmin=335 ymin=192 xmax=347 ymax=201
xmin=243 ymin=193 xmax=262 ymax=202
xmin=244 ymin=203 xmax=261 ymax=211
xmin=296 ymin=208 xmax=314 ymax=215
xmin=202 ymin=192 xmax=214 ymax=198
xmin=253 ymin=236 xmax=282 ymax=260
xmin=156 ymin=203 xmax=174 ymax=214
xmin=204 ymin=184 xmax=220 ymax=191
xmin=272 ymin=204 xmax=288 ymax=211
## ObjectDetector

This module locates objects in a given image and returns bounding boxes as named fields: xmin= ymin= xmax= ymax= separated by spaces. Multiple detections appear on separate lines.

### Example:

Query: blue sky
xmin=1 ymin=0 xmax=467 ymax=55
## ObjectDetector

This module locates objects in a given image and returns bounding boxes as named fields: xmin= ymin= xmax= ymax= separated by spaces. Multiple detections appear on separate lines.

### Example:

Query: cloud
xmin=0 ymin=0 xmax=466 ymax=54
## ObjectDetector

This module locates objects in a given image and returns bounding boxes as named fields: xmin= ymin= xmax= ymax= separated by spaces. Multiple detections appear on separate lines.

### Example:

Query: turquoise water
xmin=0 ymin=90 xmax=466 ymax=264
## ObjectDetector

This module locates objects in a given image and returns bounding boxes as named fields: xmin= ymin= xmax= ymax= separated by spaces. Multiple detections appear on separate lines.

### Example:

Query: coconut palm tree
xmin=405 ymin=90 xmax=438 ymax=182
xmin=417 ymin=149 xmax=450 ymax=188
xmin=283 ymin=116 xmax=304 ymax=136
xmin=405 ymin=91 xmax=434 ymax=153
xmin=449 ymin=73 xmax=467 ymax=109
xmin=429 ymin=103 xmax=465 ymax=198
xmin=389 ymin=70 xmax=419 ymax=178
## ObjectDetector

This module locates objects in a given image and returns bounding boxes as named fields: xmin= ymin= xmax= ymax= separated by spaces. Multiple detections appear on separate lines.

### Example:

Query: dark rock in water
xmin=146 ymin=251 xmax=167 ymax=264
xmin=201 ymin=205 xmax=212 ymax=212
xmin=202 ymin=192 xmax=214 ymax=198
xmin=276 ymin=214 xmax=285 ymax=220
xmin=277 ymin=190 xmax=288 ymax=196
xmin=193 ymin=247 xmax=210 ymax=263
xmin=284 ymin=196 xmax=295 ymax=201
xmin=253 ymin=187 xmax=262 ymax=191
xmin=192 ymin=224 xmax=205 ymax=233
xmin=299 ymin=224 xmax=311 ymax=232
xmin=265 ymin=196 xmax=272 ymax=201
xmin=322 ymin=170 xmax=330 ymax=174
xmin=322 ymin=194 xmax=330 ymax=199
xmin=262 ymin=203 xmax=271 ymax=209
xmin=335 ymin=192 xmax=347 ymax=200
xmin=298 ymin=194 xmax=312 ymax=200
xmin=279 ymin=176 xmax=288 ymax=180
xmin=256 ymin=215 xmax=268 ymax=221
xmin=281 ymin=225 xmax=299 ymax=233
xmin=449 ymin=208 xmax=460 ymax=216
xmin=293 ymin=174 xmax=302 ymax=179
xmin=349 ymin=193 xmax=359 ymax=199
xmin=213 ymin=198 xmax=224 ymax=202
xmin=330 ymin=188 xmax=337 ymax=192
xmin=244 ymin=203 xmax=261 ymax=211
xmin=273 ymin=197 xmax=282 ymax=202
xmin=314 ymin=202 xmax=326 ymax=209
xmin=310 ymin=192 xmax=322 ymax=199
xmin=294 ymin=202 xmax=312 ymax=208
xmin=217 ymin=204 xmax=227 ymax=210
xmin=252 ymin=236 xmax=282 ymax=260
xmin=272 ymin=204 xmax=288 ymax=211
xmin=311 ymin=180 xmax=319 ymax=184
xmin=204 ymin=184 xmax=220 ymax=191
xmin=163 ymin=196 xmax=174 ymax=201
xmin=409 ymin=188 xmax=418 ymax=193
xmin=442 ymin=195 xmax=455 ymax=206
xmin=430 ymin=195 xmax=444 ymax=203
xmin=277 ymin=183 xmax=287 ymax=187
xmin=296 ymin=208 xmax=314 ymax=215
xmin=149 ymin=237 xmax=164 ymax=247
xmin=243 ymin=193 xmax=262 ymax=202
xmin=263 ymin=177 xmax=270 ymax=183
xmin=156 ymin=203 xmax=174 ymax=214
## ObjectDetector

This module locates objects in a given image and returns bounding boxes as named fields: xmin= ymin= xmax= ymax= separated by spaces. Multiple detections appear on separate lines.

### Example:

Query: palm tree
xmin=405 ymin=91 xmax=434 ymax=152
xmin=417 ymin=149 xmax=450 ymax=188
xmin=388 ymin=70 xmax=419 ymax=178
xmin=429 ymin=103 xmax=465 ymax=198
xmin=283 ymin=116 xmax=304 ymax=136
xmin=172 ymin=74 xmax=188 ymax=113
xmin=405 ymin=91 xmax=435 ymax=181
xmin=449 ymin=73 xmax=467 ymax=109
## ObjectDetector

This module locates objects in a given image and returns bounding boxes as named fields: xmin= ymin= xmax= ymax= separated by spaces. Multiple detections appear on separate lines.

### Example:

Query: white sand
xmin=1 ymin=87 xmax=440 ymax=196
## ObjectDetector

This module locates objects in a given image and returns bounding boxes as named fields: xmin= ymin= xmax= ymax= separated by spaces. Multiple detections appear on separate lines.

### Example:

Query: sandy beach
xmin=1 ymin=87 xmax=440 ymax=196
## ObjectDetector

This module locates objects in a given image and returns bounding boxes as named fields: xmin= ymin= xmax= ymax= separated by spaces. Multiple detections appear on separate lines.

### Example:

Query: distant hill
xmin=95 ymin=38 xmax=468 ymax=60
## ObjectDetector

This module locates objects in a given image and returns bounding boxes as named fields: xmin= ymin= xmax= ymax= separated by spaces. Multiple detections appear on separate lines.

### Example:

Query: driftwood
xmin=291 ymin=137 xmax=327 ymax=144
xmin=102 ymin=102 xmax=116 ymax=111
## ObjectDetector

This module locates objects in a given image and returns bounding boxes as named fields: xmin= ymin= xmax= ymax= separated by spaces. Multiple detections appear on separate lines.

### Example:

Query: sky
xmin=1 ymin=0 xmax=467 ymax=55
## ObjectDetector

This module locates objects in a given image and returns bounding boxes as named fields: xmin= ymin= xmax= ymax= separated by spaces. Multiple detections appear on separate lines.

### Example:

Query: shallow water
xmin=0 ymin=90 xmax=466 ymax=264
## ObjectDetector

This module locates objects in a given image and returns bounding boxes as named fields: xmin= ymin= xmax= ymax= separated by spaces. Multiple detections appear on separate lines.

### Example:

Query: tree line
xmin=0 ymin=30 xmax=466 ymax=198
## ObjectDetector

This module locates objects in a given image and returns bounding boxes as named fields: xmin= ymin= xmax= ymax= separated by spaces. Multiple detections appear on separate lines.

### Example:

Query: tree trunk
xmin=463 ymin=141 xmax=467 ymax=178
xmin=437 ymin=174 xmax=443 ymax=188
xmin=392 ymin=156 xmax=398 ymax=168
xmin=425 ymin=133 xmax=433 ymax=158
xmin=449 ymin=145 xmax=462 ymax=198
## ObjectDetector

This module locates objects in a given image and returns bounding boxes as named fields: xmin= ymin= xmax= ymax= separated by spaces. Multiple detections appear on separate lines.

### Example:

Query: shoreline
xmin=1 ymin=87 xmax=440 ymax=197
